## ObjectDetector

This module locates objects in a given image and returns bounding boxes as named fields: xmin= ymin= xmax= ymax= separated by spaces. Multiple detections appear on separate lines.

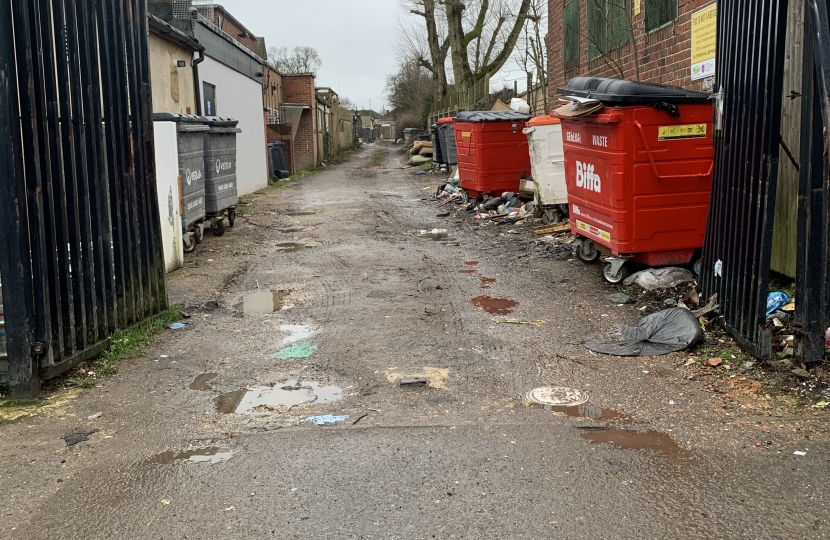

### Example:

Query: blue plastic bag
xmin=766 ymin=292 xmax=790 ymax=315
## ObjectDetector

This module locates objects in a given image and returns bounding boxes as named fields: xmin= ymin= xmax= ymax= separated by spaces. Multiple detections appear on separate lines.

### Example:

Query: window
xmin=203 ymin=83 xmax=216 ymax=116
xmin=587 ymin=0 xmax=632 ymax=60
xmin=644 ymin=0 xmax=677 ymax=32
xmin=563 ymin=0 xmax=580 ymax=69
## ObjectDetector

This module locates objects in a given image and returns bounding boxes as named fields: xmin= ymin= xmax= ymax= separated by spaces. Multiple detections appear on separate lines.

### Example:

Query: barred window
xmin=645 ymin=0 xmax=678 ymax=32
xmin=587 ymin=0 xmax=632 ymax=60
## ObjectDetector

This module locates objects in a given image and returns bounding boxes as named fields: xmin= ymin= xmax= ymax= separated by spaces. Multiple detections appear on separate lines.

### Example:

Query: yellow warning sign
xmin=461 ymin=131 xmax=472 ymax=138
xmin=658 ymin=124 xmax=707 ymax=140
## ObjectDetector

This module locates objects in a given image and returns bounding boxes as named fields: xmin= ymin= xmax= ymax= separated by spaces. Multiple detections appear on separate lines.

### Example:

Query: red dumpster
xmin=453 ymin=111 xmax=532 ymax=198
xmin=557 ymin=77 xmax=713 ymax=283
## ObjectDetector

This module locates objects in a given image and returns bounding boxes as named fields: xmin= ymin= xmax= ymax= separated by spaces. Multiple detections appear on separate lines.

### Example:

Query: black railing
xmin=0 ymin=0 xmax=166 ymax=396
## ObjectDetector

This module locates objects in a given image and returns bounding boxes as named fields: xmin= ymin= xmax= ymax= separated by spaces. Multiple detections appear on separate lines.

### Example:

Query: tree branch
xmin=463 ymin=0 xmax=489 ymax=46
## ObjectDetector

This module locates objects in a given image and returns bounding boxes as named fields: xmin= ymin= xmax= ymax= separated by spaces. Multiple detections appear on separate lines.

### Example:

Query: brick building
xmin=282 ymin=74 xmax=318 ymax=172
xmin=548 ymin=0 xmax=717 ymax=106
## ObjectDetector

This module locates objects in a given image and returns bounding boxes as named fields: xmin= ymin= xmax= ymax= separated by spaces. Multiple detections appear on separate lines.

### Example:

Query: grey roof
xmin=148 ymin=13 xmax=205 ymax=52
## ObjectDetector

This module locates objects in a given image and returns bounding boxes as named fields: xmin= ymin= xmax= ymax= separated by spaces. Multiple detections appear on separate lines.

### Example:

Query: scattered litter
xmin=584 ymin=308 xmax=703 ymax=357
xmin=161 ymin=499 xmax=171 ymax=505
xmin=714 ymin=260 xmax=723 ymax=277
xmin=87 ymin=412 xmax=102 ymax=421
xmin=415 ymin=228 xmax=448 ymax=240
xmin=385 ymin=367 xmax=449 ymax=390
xmin=782 ymin=299 xmax=796 ymax=312
xmin=224 ymin=506 xmax=235 ymax=511
xmin=623 ymin=267 xmax=696 ymax=291
xmin=606 ymin=293 xmax=632 ymax=304
xmin=794 ymin=451 xmax=807 ymax=456
xmin=494 ymin=318 xmax=547 ymax=326
xmin=812 ymin=401 xmax=829 ymax=409
xmin=534 ymin=223 xmax=570 ymax=235
xmin=400 ymin=376 xmax=428 ymax=386
xmin=766 ymin=292 xmax=790 ymax=315
xmin=269 ymin=341 xmax=318 ymax=360
xmin=302 ymin=414 xmax=348 ymax=425
xmin=61 ymin=428 xmax=100 ymax=446
xmin=167 ymin=322 xmax=186 ymax=330
xmin=692 ymin=294 xmax=719 ymax=317
xmin=791 ymin=368 xmax=811 ymax=379
xmin=773 ymin=318 xmax=784 ymax=327
xmin=708 ymin=358 xmax=723 ymax=367
xmin=668 ymin=400 xmax=676 ymax=405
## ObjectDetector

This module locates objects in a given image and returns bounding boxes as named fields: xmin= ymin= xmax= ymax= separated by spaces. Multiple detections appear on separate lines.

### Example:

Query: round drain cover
xmin=525 ymin=386 xmax=589 ymax=407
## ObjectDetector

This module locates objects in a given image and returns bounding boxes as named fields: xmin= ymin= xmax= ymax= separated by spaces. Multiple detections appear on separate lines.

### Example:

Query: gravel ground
xmin=0 ymin=144 xmax=828 ymax=539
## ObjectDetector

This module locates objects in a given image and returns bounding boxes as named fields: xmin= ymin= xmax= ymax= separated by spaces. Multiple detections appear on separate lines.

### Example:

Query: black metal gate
xmin=702 ymin=0 xmax=829 ymax=365
xmin=796 ymin=0 xmax=830 ymax=364
xmin=0 ymin=0 xmax=166 ymax=396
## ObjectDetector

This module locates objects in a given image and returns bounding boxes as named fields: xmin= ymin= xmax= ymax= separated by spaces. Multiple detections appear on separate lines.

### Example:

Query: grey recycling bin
xmin=153 ymin=113 xmax=208 ymax=253
xmin=437 ymin=118 xmax=457 ymax=166
xmin=203 ymin=116 xmax=241 ymax=237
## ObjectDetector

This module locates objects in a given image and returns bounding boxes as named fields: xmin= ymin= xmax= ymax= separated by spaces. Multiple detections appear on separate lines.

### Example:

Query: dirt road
xmin=1 ymin=145 xmax=828 ymax=538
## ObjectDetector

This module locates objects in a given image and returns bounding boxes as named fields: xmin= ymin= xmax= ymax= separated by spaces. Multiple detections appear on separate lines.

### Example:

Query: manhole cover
xmin=525 ymin=386 xmax=589 ymax=407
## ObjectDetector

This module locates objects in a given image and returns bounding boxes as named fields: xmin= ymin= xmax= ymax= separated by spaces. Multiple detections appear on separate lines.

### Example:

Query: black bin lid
xmin=455 ymin=111 xmax=532 ymax=122
xmin=558 ymin=77 xmax=711 ymax=104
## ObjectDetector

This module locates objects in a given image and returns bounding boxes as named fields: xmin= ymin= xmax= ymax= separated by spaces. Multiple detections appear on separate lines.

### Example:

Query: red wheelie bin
xmin=453 ymin=111 xmax=532 ymax=198
xmin=557 ymin=77 xmax=714 ymax=283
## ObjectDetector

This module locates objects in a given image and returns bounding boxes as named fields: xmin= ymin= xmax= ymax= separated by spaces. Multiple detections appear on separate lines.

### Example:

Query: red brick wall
xmin=210 ymin=7 xmax=259 ymax=54
xmin=283 ymin=75 xmax=317 ymax=172
xmin=548 ymin=0 xmax=716 ymax=106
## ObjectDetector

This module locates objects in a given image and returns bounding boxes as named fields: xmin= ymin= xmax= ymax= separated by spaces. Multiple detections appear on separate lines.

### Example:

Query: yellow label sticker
xmin=576 ymin=220 xmax=611 ymax=242
xmin=461 ymin=131 xmax=471 ymax=138
xmin=658 ymin=124 xmax=707 ymax=140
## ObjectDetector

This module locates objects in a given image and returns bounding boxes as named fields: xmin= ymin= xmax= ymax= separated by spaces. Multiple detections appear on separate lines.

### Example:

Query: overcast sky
xmin=218 ymin=0 xmax=401 ymax=112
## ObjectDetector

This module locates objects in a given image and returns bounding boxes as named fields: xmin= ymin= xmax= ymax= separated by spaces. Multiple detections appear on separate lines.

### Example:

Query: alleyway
xmin=1 ymin=146 xmax=828 ymax=539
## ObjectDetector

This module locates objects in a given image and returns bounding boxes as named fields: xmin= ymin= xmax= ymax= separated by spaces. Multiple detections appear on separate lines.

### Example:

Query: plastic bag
xmin=584 ymin=308 xmax=703 ymax=356
xmin=509 ymin=98 xmax=531 ymax=114
xmin=766 ymin=292 xmax=789 ymax=315
xmin=623 ymin=267 xmax=696 ymax=291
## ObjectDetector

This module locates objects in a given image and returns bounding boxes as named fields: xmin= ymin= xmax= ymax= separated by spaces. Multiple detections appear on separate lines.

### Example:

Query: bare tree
xmin=267 ymin=46 xmax=322 ymax=75
xmin=339 ymin=96 xmax=357 ymax=110
xmin=516 ymin=0 xmax=548 ymax=112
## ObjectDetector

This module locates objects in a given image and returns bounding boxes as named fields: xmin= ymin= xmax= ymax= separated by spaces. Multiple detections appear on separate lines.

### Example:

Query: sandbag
xmin=407 ymin=154 xmax=432 ymax=166
xmin=583 ymin=308 xmax=703 ymax=357
xmin=418 ymin=146 xmax=433 ymax=156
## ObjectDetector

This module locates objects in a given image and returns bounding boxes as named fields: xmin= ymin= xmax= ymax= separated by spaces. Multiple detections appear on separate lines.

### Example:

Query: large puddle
xmin=580 ymin=428 xmax=683 ymax=456
xmin=146 ymin=447 xmax=234 ymax=466
xmin=189 ymin=373 xmax=218 ymax=391
xmin=234 ymin=290 xmax=291 ymax=314
xmin=214 ymin=380 xmax=342 ymax=414
xmin=471 ymin=295 xmax=519 ymax=315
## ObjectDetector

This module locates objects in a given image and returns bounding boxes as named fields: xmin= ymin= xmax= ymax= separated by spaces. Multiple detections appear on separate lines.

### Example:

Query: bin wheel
xmin=541 ymin=208 xmax=561 ymax=225
xmin=576 ymin=240 xmax=600 ymax=263
xmin=693 ymin=258 xmax=702 ymax=277
xmin=211 ymin=219 xmax=226 ymax=237
xmin=193 ymin=224 xmax=203 ymax=244
xmin=183 ymin=232 xmax=196 ymax=253
xmin=228 ymin=209 xmax=236 ymax=227
xmin=603 ymin=262 xmax=630 ymax=284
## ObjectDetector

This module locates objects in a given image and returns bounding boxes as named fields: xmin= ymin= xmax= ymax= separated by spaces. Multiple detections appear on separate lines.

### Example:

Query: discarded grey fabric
xmin=482 ymin=197 xmax=504 ymax=210
xmin=623 ymin=267 xmax=696 ymax=291
xmin=501 ymin=192 xmax=516 ymax=199
xmin=584 ymin=308 xmax=703 ymax=356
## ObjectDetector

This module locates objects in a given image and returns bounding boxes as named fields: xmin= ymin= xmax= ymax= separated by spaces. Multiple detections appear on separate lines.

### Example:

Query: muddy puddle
xmin=214 ymin=380 xmax=342 ymax=414
xmin=471 ymin=295 xmax=518 ymax=315
xmin=580 ymin=428 xmax=683 ymax=456
xmin=276 ymin=227 xmax=305 ymax=233
xmin=286 ymin=211 xmax=316 ymax=217
xmin=480 ymin=277 xmax=496 ymax=289
xmin=189 ymin=373 xmax=218 ymax=391
xmin=459 ymin=269 xmax=477 ymax=274
xmin=275 ymin=242 xmax=306 ymax=252
xmin=465 ymin=261 xmax=479 ymax=266
xmin=234 ymin=290 xmax=291 ymax=314
xmin=146 ymin=447 xmax=234 ymax=466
